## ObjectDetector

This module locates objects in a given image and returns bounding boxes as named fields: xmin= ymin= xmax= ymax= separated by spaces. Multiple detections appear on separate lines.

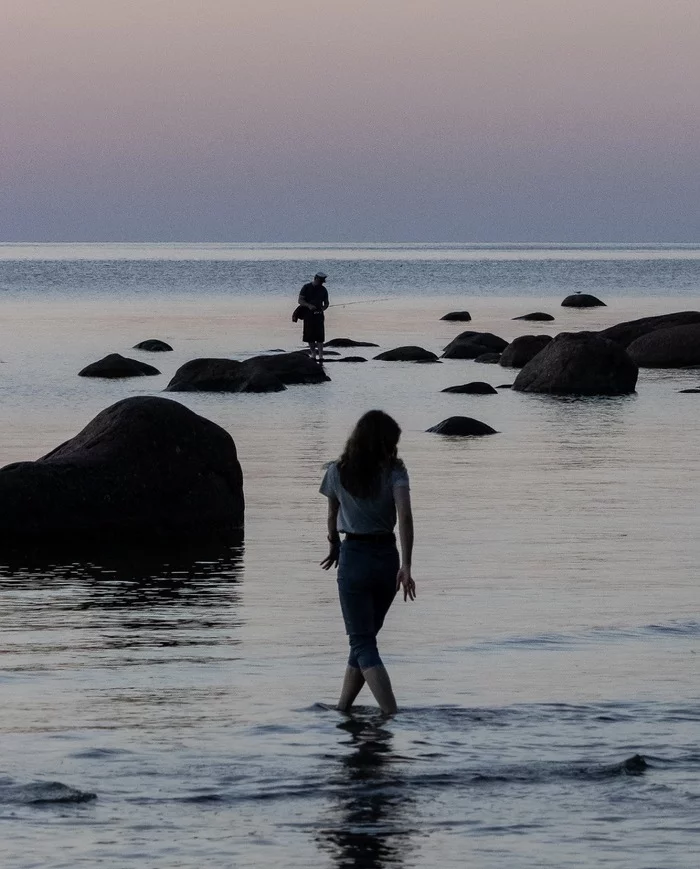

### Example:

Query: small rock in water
xmin=496 ymin=384 xmax=513 ymax=389
xmin=440 ymin=311 xmax=472 ymax=321
xmin=79 ymin=354 xmax=160 ymax=378
xmin=427 ymin=416 xmax=498 ymax=436
xmin=133 ymin=339 xmax=173 ymax=352
xmin=561 ymin=293 xmax=606 ymax=308
xmin=375 ymin=346 xmax=440 ymax=362
xmin=0 ymin=779 xmax=97 ymax=805
xmin=679 ymin=387 xmax=700 ymax=393
xmin=325 ymin=337 xmax=379 ymax=347
xmin=325 ymin=356 xmax=367 ymax=363
xmin=619 ymin=754 xmax=648 ymax=775
xmin=441 ymin=382 xmax=498 ymax=394
xmin=513 ymin=312 xmax=555 ymax=321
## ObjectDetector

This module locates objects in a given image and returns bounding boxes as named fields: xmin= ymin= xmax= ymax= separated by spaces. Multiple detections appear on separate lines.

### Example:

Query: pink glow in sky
xmin=2 ymin=0 xmax=699 ymax=240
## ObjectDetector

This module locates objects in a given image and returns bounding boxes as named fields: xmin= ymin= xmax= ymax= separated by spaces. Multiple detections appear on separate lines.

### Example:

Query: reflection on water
xmin=0 ymin=544 xmax=244 ymax=652
xmin=319 ymin=714 xmax=412 ymax=869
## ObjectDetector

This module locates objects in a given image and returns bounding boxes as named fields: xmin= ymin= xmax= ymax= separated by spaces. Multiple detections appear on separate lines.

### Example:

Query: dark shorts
xmin=303 ymin=312 xmax=325 ymax=344
xmin=337 ymin=538 xmax=399 ymax=670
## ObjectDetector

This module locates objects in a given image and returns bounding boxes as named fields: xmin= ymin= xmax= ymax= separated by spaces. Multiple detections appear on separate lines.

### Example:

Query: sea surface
xmin=0 ymin=244 xmax=698 ymax=868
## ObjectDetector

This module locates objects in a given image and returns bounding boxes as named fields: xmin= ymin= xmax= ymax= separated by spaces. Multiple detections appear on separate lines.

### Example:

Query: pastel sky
xmin=2 ymin=0 xmax=699 ymax=241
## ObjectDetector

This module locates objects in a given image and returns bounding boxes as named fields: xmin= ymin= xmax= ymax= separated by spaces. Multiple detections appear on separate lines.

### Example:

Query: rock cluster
xmin=166 ymin=351 xmax=330 ymax=392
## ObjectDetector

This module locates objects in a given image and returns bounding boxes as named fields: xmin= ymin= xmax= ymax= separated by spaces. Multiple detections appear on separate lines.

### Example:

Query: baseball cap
xmin=314 ymin=271 xmax=328 ymax=279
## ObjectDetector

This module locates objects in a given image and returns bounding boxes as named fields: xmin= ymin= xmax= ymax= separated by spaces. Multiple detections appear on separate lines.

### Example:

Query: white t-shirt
xmin=319 ymin=460 xmax=410 ymax=535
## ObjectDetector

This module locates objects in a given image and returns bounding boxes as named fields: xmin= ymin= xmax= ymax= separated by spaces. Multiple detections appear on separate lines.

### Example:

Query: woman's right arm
xmin=320 ymin=496 xmax=341 ymax=570
xmin=394 ymin=486 xmax=416 ymax=601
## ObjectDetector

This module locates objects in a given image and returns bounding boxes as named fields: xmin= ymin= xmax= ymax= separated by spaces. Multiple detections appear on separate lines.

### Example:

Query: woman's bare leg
xmin=337 ymin=666 xmax=365 ymax=712
xmin=361 ymin=665 xmax=398 ymax=715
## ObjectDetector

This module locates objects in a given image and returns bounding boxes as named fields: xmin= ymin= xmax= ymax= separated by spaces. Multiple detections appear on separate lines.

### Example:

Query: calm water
xmin=0 ymin=245 xmax=699 ymax=868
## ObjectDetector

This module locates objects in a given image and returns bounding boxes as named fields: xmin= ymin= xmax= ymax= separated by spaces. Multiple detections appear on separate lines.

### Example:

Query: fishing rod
xmin=327 ymin=297 xmax=392 ymax=308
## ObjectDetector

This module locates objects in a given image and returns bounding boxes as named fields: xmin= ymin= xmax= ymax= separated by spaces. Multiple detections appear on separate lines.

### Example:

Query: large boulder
xmin=442 ymin=331 xmax=508 ymax=359
xmin=561 ymin=293 xmax=606 ymax=308
xmin=499 ymin=335 xmax=552 ymax=368
xmin=166 ymin=351 xmax=329 ymax=392
xmin=133 ymin=339 xmax=173 ymax=352
xmin=427 ymin=416 xmax=497 ymax=436
xmin=79 ymin=354 xmax=160 ymax=378
xmin=626 ymin=324 xmax=700 ymax=368
xmin=442 ymin=382 xmax=497 ymax=394
xmin=374 ymin=346 xmax=440 ymax=362
xmin=325 ymin=337 xmax=379 ymax=348
xmin=513 ymin=332 xmax=638 ymax=395
xmin=513 ymin=312 xmax=555 ymax=321
xmin=440 ymin=311 xmax=471 ymax=321
xmin=599 ymin=311 xmax=700 ymax=348
xmin=0 ymin=397 xmax=244 ymax=548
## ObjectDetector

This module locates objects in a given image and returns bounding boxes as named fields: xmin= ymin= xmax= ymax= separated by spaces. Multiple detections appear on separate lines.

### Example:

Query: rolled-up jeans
xmin=337 ymin=538 xmax=399 ymax=670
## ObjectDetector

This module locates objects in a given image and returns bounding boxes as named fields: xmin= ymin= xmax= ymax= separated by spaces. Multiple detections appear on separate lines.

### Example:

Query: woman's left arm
xmin=395 ymin=485 xmax=416 ymax=601
xmin=320 ymin=496 xmax=341 ymax=570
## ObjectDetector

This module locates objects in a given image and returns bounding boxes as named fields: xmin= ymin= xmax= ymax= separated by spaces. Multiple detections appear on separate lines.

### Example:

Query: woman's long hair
xmin=337 ymin=410 xmax=402 ymax=498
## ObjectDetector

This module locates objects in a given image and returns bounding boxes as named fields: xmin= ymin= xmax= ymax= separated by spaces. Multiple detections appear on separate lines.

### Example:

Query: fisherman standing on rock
xmin=297 ymin=271 xmax=329 ymax=365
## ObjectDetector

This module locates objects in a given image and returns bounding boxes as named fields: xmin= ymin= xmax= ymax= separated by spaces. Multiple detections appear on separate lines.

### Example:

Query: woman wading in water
xmin=320 ymin=411 xmax=416 ymax=715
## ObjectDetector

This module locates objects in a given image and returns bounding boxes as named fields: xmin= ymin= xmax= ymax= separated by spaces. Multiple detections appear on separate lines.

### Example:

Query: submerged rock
xmin=499 ymin=335 xmax=552 ymax=368
xmin=79 ymin=353 xmax=160 ymax=378
xmin=679 ymin=387 xmax=700 ymax=393
xmin=513 ymin=331 xmax=638 ymax=395
xmin=513 ymin=312 xmax=555 ymax=321
xmin=561 ymin=293 xmax=606 ymax=308
xmin=442 ymin=331 xmax=508 ymax=360
xmin=0 ymin=396 xmax=245 ymax=548
xmin=441 ymin=382 xmax=498 ymax=394
xmin=427 ymin=416 xmax=498 ymax=436
xmin=374 ymin=346 xmax=440 ymax=362
xmin=133 ymin=339 xmax=173 ymax=352
xmin=614 ymin=755 xmax=648 ymax=776
xmin=627 ymin=324 xmax=700 ymax=368
xmin=599 ymin=311 xmax=700 ymax=348
xmin=325 ymin=337 xmax=379 ymax=348
xmin=440 ymin=311 xmax=472 ymax=321
xmin=167 ymin=351 xmax=329 ymax=392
